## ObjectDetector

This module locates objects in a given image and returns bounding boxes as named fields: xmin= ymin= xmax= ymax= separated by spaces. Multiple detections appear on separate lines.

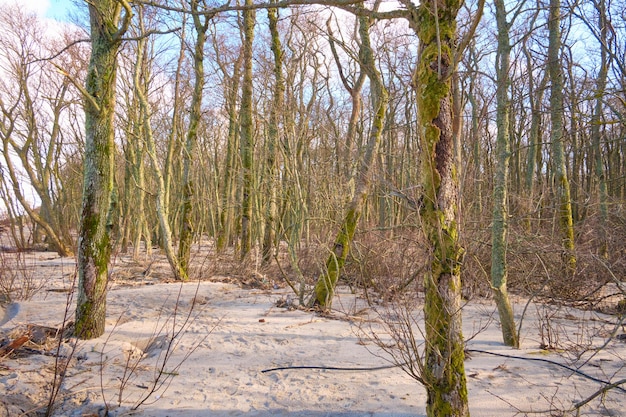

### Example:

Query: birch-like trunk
xmin=591 ymin=0 xmax=609 ymax=256
xmin=133 ymin=6 xmax=186 ymax=281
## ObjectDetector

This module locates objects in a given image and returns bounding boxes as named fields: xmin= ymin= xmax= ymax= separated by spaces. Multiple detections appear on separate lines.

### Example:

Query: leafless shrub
xmin=96 ymin=281 xmax=216 ymax=413
xmin=44 ymin=272 xmax=79 ymax=417
xmin=0 ymin=251 xmax=46 ymax=302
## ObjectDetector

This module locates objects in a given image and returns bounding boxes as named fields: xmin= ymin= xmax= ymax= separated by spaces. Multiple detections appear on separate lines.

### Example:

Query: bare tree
xmin=312 ymin=3 xmax=387 ymax=307
xmin=178 ymin=0 xmax=213 ymax=275
xmin=0 ymin=5 xmax=77 ymax=256
xmin=491 ymin=0 xmax=519 ymax=347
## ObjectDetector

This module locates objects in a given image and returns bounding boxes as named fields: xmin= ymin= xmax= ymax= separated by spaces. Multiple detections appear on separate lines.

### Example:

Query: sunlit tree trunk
xmin=239 ymin=0 xmax=256 ymax=260
xmin=179 ymin=0 xmax=211 ymax=274
xmin=133 ymin=5 xmax=187 ymax=281
xmin=313 ymin=6 xmax=387 ymax=307
xmin=405 ymin=0 xmax=470 ymax=413
xmin=262 ymin=1 xmax=284 ymax=265
xmin=491 ymin=0 xmax=518 ymax=348
xmin=326 ymin=17 xmax=366 ymax=182
xmin=76 ymin=0 xmax=131 ymax=339
xmin=548 ymin=0 xmax=576 ymax=274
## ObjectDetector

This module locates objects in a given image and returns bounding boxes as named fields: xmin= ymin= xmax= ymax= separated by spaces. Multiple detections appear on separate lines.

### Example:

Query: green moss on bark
xmin=411 ymin=0 xmax=469 ymax=414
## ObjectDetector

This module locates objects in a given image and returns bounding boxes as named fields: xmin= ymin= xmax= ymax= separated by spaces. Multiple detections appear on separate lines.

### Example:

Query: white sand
xmin=1 ymin=252 xmax=625 ymax=416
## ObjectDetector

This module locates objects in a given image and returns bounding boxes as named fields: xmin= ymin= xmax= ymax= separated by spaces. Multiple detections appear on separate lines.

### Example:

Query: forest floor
xmin=1 ymin=249 xmax=625 ymax=417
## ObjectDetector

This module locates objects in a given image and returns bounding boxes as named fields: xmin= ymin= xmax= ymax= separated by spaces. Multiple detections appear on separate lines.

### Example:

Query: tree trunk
xmin=216 ymin=54 xmax=242 ymax=252
xmin=522 ymin=42 xmax=546 ymax=232
xmin=548 ymin=0 xmax=576 ymax=274
xmin=239 ymin=0 xmax=256 ymax=260
xmin=591 ymin=0 xmax=609 ymax=257
xmin=407 ymin=0 xmax=469 ymax=413
xmin=76 ymin=0 xmax=130 ymax=339
xmin=179 ymin=0 xmax=210 ymax=274
xmin=491 ymin=0 xmax=519 ymax=348
xmin=133 ymin=6 xmax=187 ymax=281
xmin=262 ymin=1 xmax=284 ymax=265
xmin=313 ymin=7 xmax=387 ymax=308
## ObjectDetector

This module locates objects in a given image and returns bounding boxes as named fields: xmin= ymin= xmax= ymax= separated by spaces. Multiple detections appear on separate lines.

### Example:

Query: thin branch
xmin=453 ymin=0 xmax=486 ymax=72
xmin=51 ymin=62 xmax=100 ymax=112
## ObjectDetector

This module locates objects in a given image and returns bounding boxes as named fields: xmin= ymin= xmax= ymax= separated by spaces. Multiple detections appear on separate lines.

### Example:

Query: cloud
xmin=0 ymin=0 xmax=51 ymax=16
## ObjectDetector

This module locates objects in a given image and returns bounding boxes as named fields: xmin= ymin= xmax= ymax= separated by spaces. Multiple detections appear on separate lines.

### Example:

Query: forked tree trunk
xmin=75 ymin=0 xmax=130 ymax=339
xmin=313 ymin=7 xmax=387 ymax=307
xmin=491 ymin=0 xmax=519 ymax=348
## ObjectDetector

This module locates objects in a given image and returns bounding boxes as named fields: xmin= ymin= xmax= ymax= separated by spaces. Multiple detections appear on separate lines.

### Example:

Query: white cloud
xmin=0 ymin=0 xmax=51 ymax=16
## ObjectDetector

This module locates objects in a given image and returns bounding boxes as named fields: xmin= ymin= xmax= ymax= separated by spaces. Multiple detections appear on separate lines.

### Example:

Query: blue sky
xmin=45 ymin=0 xmax=78 ymax=21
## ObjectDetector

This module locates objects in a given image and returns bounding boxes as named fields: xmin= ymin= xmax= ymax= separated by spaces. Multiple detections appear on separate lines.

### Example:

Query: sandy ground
xmin=1 ymin=251 xmax=625 ymax=416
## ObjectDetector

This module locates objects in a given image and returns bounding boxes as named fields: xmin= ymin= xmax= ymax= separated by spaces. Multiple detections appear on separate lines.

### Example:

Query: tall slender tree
xmin=547 ymin=0 xmax=576 ymax=274
xmin=133 ymin=4 xmax=187 ymax=282
xmin=491 ymin=0 xmax=519 ymax=348
xmin=75 ymin=0 xmax=131 ymax=339
xmin=178 ymin=0 xmax=212 ymax=274
xmin=261 ymin=0 xmax=285 ymax=265
xmin=239 ymin=0 xmax=256 ymax=259
xmin=590 ymin=0 xmax=610 ymax=256
xmin=313 ymin=4 xmax=388 ymax=307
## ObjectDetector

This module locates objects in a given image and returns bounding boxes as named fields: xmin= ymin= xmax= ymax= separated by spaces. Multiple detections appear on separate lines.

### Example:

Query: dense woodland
xmin=1 ymin=0 xmax=625 ymax=414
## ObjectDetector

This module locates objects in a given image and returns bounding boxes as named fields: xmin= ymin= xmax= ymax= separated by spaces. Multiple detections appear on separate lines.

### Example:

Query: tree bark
xmin=548 ymin=0 xmax=576 ymax=274
xmin=405 ymin=0 xmax=470 ymax=413
xmin=491 ymin=0 xmax=519 ymax=348
xmin=178 ymin=0 xmax=211 ymax=274
xmin=262 ymin=0 xmax=284 ymax=265
xmin=133 ymin=5 xmax=187 ymax=281
xmin=591 ymin=0 xmax=609 ymax=257
xmin=239 ymin=0 xmax=256 ymax=260
xmin=76 ymin=0 xmax=131 ymax=339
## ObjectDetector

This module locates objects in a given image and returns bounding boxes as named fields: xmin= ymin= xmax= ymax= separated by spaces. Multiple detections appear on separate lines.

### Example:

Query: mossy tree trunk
xmin=178 ymin=0 xmax=211 ymax=274
xmin=262 ymin=0 xmax=284 ymax=265
xmin=491 ymin=0 xmax=519 ymax=348
xmin=239 ymin=0 xmax=256 ymax=260
xmin=547 ymin=0 xmax=576 ymax=274
xmin=76 ymin=0 xmax=131 ymax=339
xmin=406 ymin=0 xmax=470 ymax=414
xmin=313 ymin=6 xmax=388 ymax=308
